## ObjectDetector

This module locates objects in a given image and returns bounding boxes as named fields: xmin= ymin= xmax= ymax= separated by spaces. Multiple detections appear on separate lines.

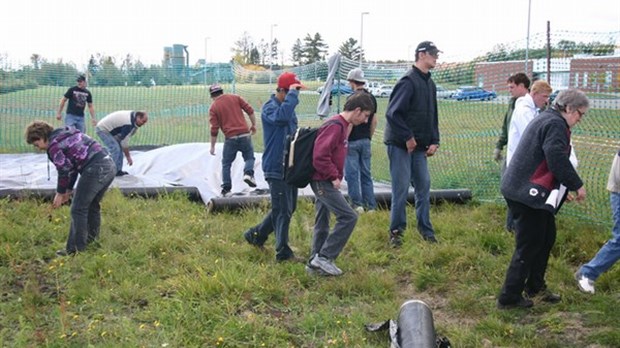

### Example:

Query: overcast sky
xmin=1 ymin=0 xmax=618 ymax=68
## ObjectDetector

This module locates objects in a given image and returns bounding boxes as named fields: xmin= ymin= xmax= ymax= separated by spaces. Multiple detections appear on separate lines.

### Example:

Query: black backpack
xmin=283 ymin=120 xmax=342 ymax=188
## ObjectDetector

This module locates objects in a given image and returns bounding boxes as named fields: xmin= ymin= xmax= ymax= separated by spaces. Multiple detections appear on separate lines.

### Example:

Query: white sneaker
xmin=575 ymin=272 xmax=595 ymax=294
xmin=355 ymin=206 xmax=365 ymax=214
xmin=243 ymin=174 xmax=257 ymax=188
xmin=310 ymin=255 xmax=343 ymax=276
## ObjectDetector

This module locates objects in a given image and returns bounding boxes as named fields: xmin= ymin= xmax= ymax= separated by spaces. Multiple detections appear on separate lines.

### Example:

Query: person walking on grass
xmin=95 ymin=110 xmax=149 ymax=177
xmin=344 ymin=68 xmax=378 ymax=214
xmin=25 ymin=121 xmax=115 ymax=257
xmin=243 ymin=72 xmax=305 ymax=262
xmin=575 ymin=149 xmax=620 ymax=294
xmin=494 ymin=72 xmax=531 ymax=233
xmin=384 ymin=41 xmax=442 ymax=247
xmin=306 ymin=92 xmax=375 ymax=276
xmin=497 ymin=89 xmax=588 ymax=309
xmin=208 ymin=84 xmax=258 ymax=196
xmin=56 ymin=75 xmax=97 ymax=134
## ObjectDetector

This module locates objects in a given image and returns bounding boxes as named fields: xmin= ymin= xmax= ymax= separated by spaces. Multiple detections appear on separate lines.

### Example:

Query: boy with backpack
xmin=306 ymin=92 xmax=375 ymax=276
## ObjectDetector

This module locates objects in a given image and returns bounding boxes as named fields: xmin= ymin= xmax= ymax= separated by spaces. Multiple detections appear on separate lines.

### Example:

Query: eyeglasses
xmin=576 ymin=109 xmax=586 ymax=118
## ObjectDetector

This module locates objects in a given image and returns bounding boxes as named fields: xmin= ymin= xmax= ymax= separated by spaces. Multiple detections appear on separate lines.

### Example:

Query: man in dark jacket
xmin=497 ymin=89 xmax=588 ymax=309
xmin=384 ymin=41 xmax=441 ymax=247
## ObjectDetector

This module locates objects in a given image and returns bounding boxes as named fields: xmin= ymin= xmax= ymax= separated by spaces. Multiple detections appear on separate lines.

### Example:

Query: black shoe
xmin=423 ymin=235 xmax=438 ymax=243
xmin=389 ymin=229 xmax=403 ymax=248
xmin=276 ymin=255 xmax=305 ymax=263
xmin=528 ymin=290 xmax=561 ymax=303
xmin=116 ymin=170 xmax=129 ymax=176
xmin=221 ymin=188 xmax=231 ymax=197
xmin=497 ymin=297 xmax=534 ymax=310
xmin=243 ymin=229 xmax=264 ymax=248
xmin=55 ymin=249 xmax=76 ymax=257
xmin=243 ymin=174 xmax=257 ymax=188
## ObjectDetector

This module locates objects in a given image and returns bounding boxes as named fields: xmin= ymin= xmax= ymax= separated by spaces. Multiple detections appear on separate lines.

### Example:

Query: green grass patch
xmin=1 ymin=194 xmax=619 ymax=346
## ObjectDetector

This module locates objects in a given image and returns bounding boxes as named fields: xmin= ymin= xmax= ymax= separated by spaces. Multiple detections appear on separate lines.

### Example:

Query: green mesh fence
xmin=1 ymin=31 xmax=619 ymax=226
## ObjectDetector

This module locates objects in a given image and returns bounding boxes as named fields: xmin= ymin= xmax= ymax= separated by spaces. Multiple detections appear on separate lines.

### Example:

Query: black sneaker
xmin=389 ymin=229 xmax=403 ymax=248
xmin=221 ymin=188 xmax=231 ymax=197
xmin=423 ymin=235 xmax=438 ymax=243
xmin=116 ymin=170 xmax=129 ymax=176
xmin=243 ymin=229 xmax=264 ymax=248
xmin=497 ymin=297 xmax=534 ymax=310
xmin=527 ymin=289 xmax=561 ymax=304
xmin=55 ymin=249 xmax=75 ymax=257
xmin=243 ymin=174 xmax=257 ymax=188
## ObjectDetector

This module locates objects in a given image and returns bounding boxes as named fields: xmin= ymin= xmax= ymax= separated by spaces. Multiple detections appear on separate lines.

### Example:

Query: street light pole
xmin=204 ymin=37 xmax=210 ymax=85
xmin=525 ymin=0 xmax=531 ymax=73
xmin=360 ymin=11 xmax=369 ymax=67
xmin=269 ymin=23 xmax=278 ymax=85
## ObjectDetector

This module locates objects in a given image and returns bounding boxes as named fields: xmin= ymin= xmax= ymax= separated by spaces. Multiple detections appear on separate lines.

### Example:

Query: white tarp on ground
xmin=0 ymin=143 xmax=316 ymax=204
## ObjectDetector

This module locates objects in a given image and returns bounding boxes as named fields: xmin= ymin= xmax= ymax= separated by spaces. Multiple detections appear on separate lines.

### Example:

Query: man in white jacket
xmin=95 ymin=111 xmax=148 ymax=176
xmin=506 ymin=80 xmax=552 ymax=166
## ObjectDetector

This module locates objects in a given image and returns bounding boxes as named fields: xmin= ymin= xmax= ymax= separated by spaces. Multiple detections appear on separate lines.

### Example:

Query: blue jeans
xmin=310 ymin=180 xmax=358 ymax=260
xmin=65 ymin=113 xmax=86 ymax=133
xmin=387 ymin=145 xmax=435 ymax=237
xmin=579 ymin=192 xmax=620 ymax=280
xmin=66 ymin=154 xmax=116 ymax=253
xmin=247 ymin=178 xmax=297 ymax=260
xmin=96 ymin=128 xmax=123 ymax=173
xmin=345 ymin=138 xmax=377 ymax=210
xmin=221 ymin=135 xmax=255 ymax=190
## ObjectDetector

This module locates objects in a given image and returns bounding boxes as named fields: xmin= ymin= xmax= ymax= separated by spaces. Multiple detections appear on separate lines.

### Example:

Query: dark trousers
xmin=250 ymin=178 xmax=298 ymax=260
xmin=498 ymin=199 xmax=556 ymax=304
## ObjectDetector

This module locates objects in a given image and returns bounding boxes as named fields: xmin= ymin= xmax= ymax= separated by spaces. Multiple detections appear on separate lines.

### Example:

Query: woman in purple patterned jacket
xmin=26 ymin=121 xmax=116 ymax=256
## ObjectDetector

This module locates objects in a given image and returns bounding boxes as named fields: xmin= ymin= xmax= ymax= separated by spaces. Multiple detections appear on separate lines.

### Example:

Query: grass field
xmin=1 ymin=191 xmax=619 ymax=347
xmin=1 ymin=83 xmax=619 ymax=346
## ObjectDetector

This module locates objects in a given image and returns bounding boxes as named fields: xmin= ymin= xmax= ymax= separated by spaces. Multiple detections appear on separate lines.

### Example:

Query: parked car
xmin=549 ymin=89 xmax=563 ymax=105
xmin=452 ymin=86 xmax=497 ymax=101
xmin=372 ymin=85 xmax=394 ymax=98
xmin=316 ymin=81 xmax=354 ymax=95
xmin=436 ymin=85 xmax=455 ymax=99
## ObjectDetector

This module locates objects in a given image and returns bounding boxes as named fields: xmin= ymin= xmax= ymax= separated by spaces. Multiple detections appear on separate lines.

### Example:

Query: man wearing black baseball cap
xmin=384 ymin=40 xmax=442 ymax=247
xmin=56 ymin=74 xmax=97 ymax=134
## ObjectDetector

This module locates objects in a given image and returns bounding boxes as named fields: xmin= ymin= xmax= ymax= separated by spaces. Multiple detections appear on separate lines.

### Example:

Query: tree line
xmin=0 ymin=38 xmax=614 ymax=93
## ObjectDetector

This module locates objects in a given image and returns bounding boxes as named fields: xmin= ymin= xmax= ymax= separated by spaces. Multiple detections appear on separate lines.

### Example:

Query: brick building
xmin=474 ymin=55 xmax=620 ymax=93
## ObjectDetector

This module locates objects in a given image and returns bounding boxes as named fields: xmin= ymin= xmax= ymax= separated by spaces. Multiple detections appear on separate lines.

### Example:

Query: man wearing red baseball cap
xmin=243 ymin=72 xmax=306 ymax=262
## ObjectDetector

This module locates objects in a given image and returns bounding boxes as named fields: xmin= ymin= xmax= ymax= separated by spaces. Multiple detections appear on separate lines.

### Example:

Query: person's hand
xmin=332 ymin=178 xmax=341 ymax=190
xmin=289 ymin=83 xmax=305 ymax=91
xmin=210 ymin=145 xmax=216 ymax=156
xmin=91 ymin=118 xmax=98 ymax=126
xmin=52 ymin=192 xmax=71 ymax=208
xmin=406 ymin=138 xmax=417 ymax=153
xmin=56 ymin=113 xmax=62 ymax=121
xmin=250 ymin=125 xmax=257 ymax=135
xmin=127 ymin=157 xmax=133 ymax=166
xmin=493 ymin=148 xmax=503 ymax=162
xmin=575 ymin=186 xmax=586 ymax=202
xmin=426 ymin=144 xmax=439 ymax=157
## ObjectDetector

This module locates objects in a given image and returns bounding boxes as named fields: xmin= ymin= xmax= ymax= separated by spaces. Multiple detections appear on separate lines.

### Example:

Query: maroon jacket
xmin=311 ymin=115 xmax=349 ymax=182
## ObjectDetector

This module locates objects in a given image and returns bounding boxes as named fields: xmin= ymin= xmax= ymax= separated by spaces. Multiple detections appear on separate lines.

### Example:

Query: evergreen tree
xmin=291 ymin=38 xmax=304 ymax=66
xmin=302 ymin=33 xmax=328 ymax=64
xmin=338 ymin=38 xmax=361 ymax=61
